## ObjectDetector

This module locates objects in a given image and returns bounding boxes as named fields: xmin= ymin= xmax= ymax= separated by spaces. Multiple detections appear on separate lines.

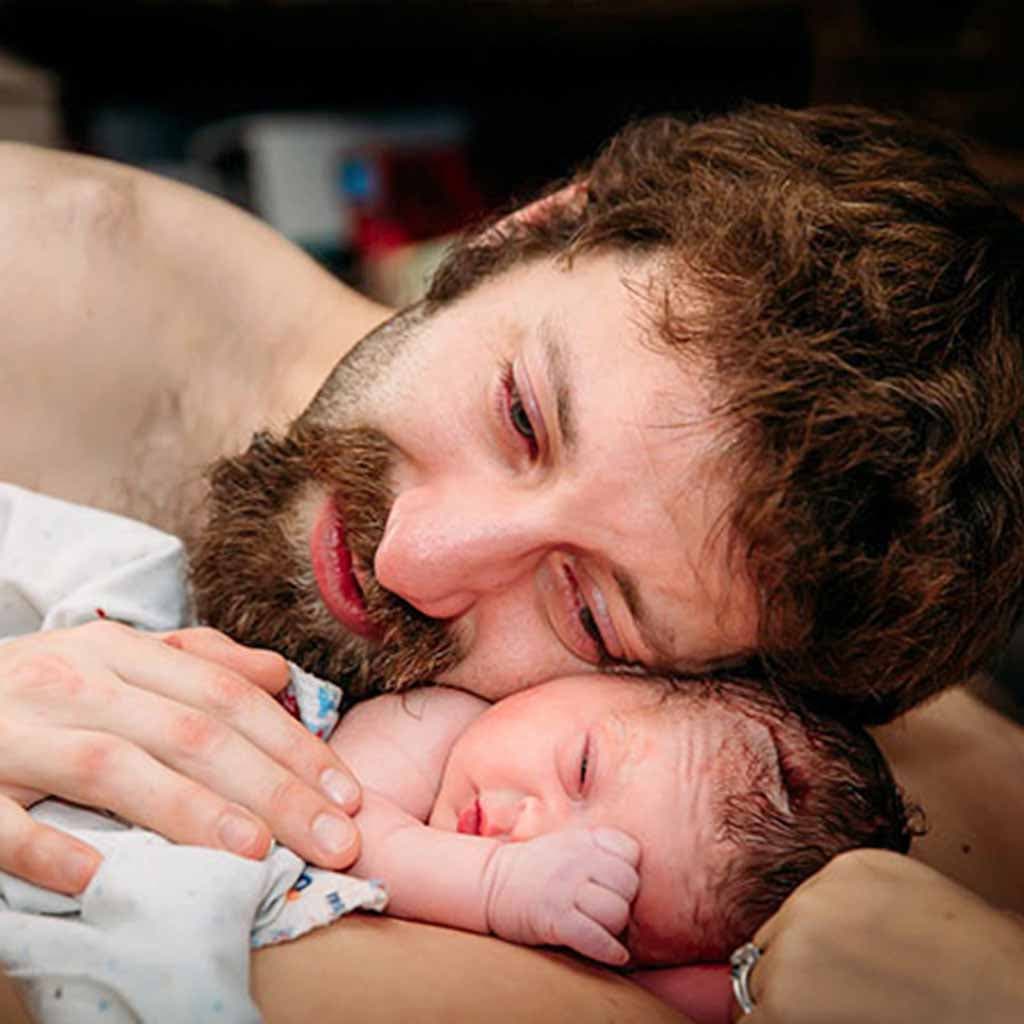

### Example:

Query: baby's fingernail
xmin=312 ymin=813 xmax=356 ymax=859
xmin=593 ymin=829 xmax=640 ymax=861
xmin=218 ymin=808 xmax=266 ymax=856
xmin=320 ymin=768 xmax=360 ymax=810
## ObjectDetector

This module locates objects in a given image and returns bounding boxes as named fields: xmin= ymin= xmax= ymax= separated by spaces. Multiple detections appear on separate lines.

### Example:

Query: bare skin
xmin=0 ymin=145 xmax=691 ymax=1024
xmin=4 ymin=144 xmax=1023 ymax=1021
xmin=251 ymin=916 xmax=687 ymax=1024
xmin=0 ymin=141 xmax=388 ymax=540
xmin=872 ymin=683 xmax=1024 ymax=912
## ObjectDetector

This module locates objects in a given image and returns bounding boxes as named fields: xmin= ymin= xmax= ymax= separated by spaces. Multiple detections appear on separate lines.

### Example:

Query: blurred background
xmin=1 ymin=0 xmax=1022 ymax=302
xmin=1 ymin=0 xmax=1023 ymax=712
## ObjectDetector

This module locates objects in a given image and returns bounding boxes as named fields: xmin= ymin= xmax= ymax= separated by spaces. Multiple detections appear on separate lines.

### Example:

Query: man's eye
xmin=579 ymin=605 xmax=611 ymax=662
xmin=509 ymin=393 xmax=536 ymax=443
xmin=501 ymin=361 xmax=539 ymax=459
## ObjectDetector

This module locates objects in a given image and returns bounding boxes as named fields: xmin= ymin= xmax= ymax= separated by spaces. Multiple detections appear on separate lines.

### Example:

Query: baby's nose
xmin=478 ymin=791 xmax=524 ymax=838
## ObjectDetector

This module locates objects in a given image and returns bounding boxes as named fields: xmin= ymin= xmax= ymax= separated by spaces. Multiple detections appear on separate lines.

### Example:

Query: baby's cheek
xmin=427 ymin=769 xmax=466 ymax=832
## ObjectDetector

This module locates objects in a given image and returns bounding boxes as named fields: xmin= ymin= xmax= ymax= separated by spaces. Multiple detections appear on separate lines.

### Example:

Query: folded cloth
xmin=0 ymin=666 xmax=387 ymax=1024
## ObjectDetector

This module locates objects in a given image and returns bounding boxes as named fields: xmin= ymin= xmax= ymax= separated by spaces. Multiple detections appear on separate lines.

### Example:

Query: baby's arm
xmin=350 ymin=791 xmax=639 ymax=964
xmin=329 ymin=688 xmax=639 ymax=965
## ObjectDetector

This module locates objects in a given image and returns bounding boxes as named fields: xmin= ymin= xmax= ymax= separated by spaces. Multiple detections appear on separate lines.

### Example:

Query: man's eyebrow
xmin=538 ymin=317 xmax=578 ymax=455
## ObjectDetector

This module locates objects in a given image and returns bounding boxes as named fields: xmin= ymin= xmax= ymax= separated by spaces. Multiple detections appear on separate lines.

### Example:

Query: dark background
xmin=2 ymin=0 xmax=1022 ymax=206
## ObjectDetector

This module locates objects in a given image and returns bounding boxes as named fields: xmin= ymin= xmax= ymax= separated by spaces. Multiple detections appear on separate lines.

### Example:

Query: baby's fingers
xmin=575 ymin=880 xmax=632 ymax=938
xmin=0 ymin=793 xmax=101 ymax=895
xmin=561 ymin=911 xmax=631 ymax=966
xmin=592 ymin=827 xmax=641 ymax=867
xmin=589 ymin=833 xmax=641 ymax=902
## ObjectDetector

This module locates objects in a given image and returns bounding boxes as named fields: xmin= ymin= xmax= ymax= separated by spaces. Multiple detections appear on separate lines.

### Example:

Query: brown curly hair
xmin=427 ymin=104 xmax=1024 ymax=723
xmin=624 ymin=677 xmax=914 ymax=965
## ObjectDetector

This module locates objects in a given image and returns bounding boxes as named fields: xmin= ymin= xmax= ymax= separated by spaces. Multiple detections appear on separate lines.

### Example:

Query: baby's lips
xmin=592 ymin=827 xmax=640 ymax=863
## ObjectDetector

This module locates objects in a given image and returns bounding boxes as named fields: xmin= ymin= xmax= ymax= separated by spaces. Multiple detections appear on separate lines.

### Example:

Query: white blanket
xmin=0 ymin=484 xmax=387 ymax=1024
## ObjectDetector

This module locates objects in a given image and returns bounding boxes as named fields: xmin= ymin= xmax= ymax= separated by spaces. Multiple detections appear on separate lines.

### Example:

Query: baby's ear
xmin=628 ymin=962 xmax=733 ymax=1024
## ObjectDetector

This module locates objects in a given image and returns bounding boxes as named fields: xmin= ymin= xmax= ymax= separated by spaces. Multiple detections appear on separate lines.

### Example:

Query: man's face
xmin=192 ymin=252 xmax=757 ymax=698
xmin=428 ymin=675 xmax=787 ymax=962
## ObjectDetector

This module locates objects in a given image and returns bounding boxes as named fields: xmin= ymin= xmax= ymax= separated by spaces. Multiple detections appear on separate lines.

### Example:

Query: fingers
xmin=159 ymin=627 xmax=290 ymax=694
xmin=18 ymin=686 xmax=361 ymax=870
xmin=564 ymin=827 xmax=640 ymax=966
xmin=591 ymin=827 xmax=641 ymax=866
xmin=101 ymin=627 xmax=360 ymax=813
xmin=0 ymin=793 xmax=101 ymax=895
xmin=0 ymin=782 xmax=46 ymax=807
xmin=4 ymin=722 xmax=273 ymax=857
xmin=562 ymin=912 xmax=630 ymax=966
xmin=6 ymin=626 xmax=361 ymax=869
xmin=0 ymin=623 xmax=364 ymax=887
xmin=588 ymin=827 xmax=641 ymax=900
xmin=575 ymin=880 xmax=631 ymax=937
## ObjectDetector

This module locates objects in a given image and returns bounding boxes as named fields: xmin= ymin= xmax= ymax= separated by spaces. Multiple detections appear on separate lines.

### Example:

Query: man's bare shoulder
xmin=0 ymin=144 xmax=389 ymax=534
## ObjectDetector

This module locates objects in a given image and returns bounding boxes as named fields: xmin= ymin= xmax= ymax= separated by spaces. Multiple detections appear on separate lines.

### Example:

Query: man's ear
xmin=509 ymin=181 xmax=588 ymax=228
xmin=480 ymin=181 xmax=588 ymax=243
xmin=628 ymin=962 xmax=733 ymax=1024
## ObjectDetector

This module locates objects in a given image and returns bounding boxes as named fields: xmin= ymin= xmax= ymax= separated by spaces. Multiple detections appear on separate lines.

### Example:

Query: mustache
xmin=189 ymin=421 xmax=458 ymax=697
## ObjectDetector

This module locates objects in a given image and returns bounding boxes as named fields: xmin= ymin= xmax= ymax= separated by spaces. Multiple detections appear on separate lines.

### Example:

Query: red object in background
xmin=344 ymin=143 xmax=485 ymax=258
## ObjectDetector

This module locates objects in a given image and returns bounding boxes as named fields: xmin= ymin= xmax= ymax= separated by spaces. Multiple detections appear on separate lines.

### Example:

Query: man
xmin=2 ymin=104 xmax=1024 ymax=1021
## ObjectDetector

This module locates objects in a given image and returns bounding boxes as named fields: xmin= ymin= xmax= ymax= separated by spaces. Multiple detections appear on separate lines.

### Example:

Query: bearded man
xmin=2 ymin=105 xmax=1024 ymax=1024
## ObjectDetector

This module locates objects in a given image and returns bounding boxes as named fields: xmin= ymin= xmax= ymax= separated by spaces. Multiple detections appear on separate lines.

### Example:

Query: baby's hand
xmin=484 ymin=826 xmax=640 ymax=965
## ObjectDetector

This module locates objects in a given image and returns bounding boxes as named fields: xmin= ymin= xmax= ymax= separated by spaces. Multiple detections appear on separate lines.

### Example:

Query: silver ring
xmin=729 ymin=941 xmax=762 ymax=1015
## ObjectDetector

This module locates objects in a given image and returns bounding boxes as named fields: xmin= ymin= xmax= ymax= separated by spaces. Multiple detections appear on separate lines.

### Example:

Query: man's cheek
xmin=438 ymin=617 xmax=589 ymax=700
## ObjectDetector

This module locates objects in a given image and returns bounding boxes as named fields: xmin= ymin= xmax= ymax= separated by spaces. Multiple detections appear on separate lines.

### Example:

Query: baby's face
xmin=428 ymin=675 xmax=788 ymax=961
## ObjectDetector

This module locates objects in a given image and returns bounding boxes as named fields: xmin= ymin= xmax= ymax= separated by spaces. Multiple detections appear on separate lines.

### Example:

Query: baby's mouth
xmin=456 ymin=797 xmax=481 ymax=835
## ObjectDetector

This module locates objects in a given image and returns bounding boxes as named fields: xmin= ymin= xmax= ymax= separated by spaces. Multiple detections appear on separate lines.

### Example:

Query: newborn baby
xmin=334 ymin=673 xmax=911 ymax=966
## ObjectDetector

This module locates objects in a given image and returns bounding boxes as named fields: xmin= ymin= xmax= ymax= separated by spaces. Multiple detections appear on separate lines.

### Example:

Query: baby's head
xmin=428 ymin=674 xmax=911 ymax=966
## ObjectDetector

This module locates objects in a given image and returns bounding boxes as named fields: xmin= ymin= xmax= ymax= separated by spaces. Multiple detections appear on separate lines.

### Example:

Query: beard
xmin=188 ymin=419 xmax=458 ymax=700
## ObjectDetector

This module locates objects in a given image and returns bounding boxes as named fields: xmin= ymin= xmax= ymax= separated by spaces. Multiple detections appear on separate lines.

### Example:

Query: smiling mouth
xmin=310 ymin=495 xmax=379 ymax=639
xmin=456 ymin=797 xmax=481 ymax=835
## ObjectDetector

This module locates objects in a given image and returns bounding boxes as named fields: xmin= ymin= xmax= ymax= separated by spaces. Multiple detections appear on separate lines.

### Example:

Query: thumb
xmin=630 ymin=962 xmax=733 ymax=1024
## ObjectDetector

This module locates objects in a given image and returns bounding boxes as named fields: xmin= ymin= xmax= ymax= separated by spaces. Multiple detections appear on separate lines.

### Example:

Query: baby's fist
xmin=485 ymin=826 xmax=640 ymax=965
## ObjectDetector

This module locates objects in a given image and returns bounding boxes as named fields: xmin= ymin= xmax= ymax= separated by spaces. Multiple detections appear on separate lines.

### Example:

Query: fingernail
xmin=66 ymin=847 xmax=101 ymax=893
xmin=320 ymin=768 xmax=360 ymax=810
xmin=312 ymin=813 xmax=356 ymax=857
xmin=218 ymin=808 xmax=265 ymax=856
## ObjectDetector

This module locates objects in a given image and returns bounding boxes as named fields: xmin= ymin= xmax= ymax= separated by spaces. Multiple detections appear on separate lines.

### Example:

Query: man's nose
xmin=373 ymin=480 xmax=556 ymax=619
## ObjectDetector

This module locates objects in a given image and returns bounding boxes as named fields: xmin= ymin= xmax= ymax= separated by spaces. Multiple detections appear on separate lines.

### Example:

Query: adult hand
xmin=0 ymin=623 xmax=361 ymax=895
xmin=486 ymin=826 xmax=640 ymax=966
xmin=731 ymin=849 xmax=1024 ymax=1023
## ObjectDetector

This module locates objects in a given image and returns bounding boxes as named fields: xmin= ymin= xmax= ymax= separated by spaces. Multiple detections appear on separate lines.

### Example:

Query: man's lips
xmin=456 ymin=797 xmax=481 ymax=835
xmin=310 ymin=496 xmax=378 ymax=639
